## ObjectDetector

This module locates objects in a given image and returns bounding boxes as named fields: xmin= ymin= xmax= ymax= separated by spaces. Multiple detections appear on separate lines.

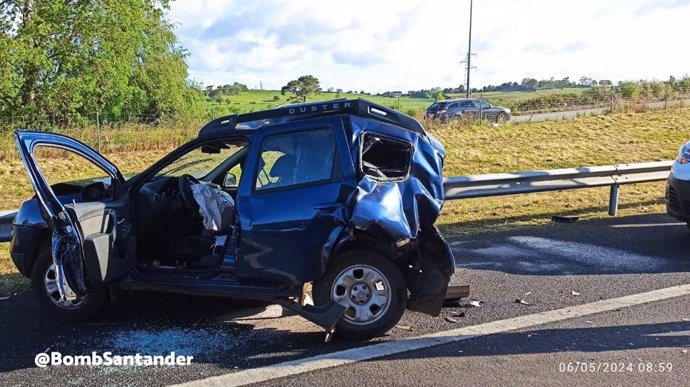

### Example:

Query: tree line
xmin=0 ymin=0 xmax=205 ymax=126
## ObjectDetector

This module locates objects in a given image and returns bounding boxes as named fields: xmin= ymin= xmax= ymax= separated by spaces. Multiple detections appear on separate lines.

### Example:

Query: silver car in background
xmin=425 ymin=98 xmax=511 ymax=123
xmin=666 ymin=140 xmax=690 ymax=228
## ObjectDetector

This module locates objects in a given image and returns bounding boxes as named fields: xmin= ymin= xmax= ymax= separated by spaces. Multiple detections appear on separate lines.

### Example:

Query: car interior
xmin=133 ymin=140 xmax=249 ymax=273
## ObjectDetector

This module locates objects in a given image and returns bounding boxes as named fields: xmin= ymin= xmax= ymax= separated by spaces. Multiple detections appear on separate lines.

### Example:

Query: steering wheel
xmin=178 ymin=174 xmax=201 ymax=212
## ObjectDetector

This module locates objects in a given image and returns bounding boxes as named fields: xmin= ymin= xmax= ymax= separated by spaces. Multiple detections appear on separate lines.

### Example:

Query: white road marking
xmin=610 ymin=222 xmax=685 ymax=228
xmin=172 ymin=284 xmax=690 ymax=387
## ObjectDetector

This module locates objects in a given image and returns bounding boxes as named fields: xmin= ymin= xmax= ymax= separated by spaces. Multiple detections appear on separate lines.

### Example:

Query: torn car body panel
xmin=339 ymin=115 xmax=454 ymax=316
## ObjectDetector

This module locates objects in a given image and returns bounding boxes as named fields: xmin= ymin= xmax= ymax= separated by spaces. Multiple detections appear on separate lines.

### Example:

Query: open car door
xmin=15 ymin=131 xmax=136 ymax=301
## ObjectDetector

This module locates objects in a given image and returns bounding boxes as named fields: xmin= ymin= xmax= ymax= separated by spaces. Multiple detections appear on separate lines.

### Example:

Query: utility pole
xmin=466 ymin=0 xmax=473 ymax=97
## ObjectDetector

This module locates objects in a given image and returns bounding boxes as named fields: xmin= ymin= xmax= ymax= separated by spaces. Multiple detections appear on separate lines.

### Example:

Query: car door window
xmin=33 ymin=146 xmax=114 ymax=199
xmin=255 ymin=128 xmax=336 ymax=191
xmin=481 ymin=102 xmax=491 ymax=109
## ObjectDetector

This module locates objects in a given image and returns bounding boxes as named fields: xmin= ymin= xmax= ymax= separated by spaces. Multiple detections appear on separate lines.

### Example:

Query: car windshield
xmin=155 ymin=142 xmax=246 ymax=179
xmin=427 ymin=103 xmax=440 ymax=111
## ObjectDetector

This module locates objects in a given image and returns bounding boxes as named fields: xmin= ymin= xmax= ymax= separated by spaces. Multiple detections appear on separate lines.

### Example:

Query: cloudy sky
xmin=167 ymin=0 xmax=690 ymax=92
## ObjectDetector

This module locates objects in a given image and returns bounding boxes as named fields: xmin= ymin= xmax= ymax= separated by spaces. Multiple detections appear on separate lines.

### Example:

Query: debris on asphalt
xmin=444 ymin=317 xmax=459 ymax=323
xmin=106 ymin=328 xmax=235 ymax=357
xmin=682 ymin=318 xmax=690 ymax=322
xmin=514 ymin=299 xmax=531 ymax=305
xmin=467 ymin=300 xmax=482 ymax=307
xmin=571 ymin=291 xmax=581 ymax=296
xmin=551 ymin=215 xmax=579 ymax=224
xmin=585 ymin=320 xmax=593 ymax=324
xmin=395 ymin=325 xmax=413 ymax=331
xmin=681 ymin=349 xmax=688 ymax=354
xmin=0 ymin=296 xmax=10 ymax=301
xmin=452 ymin=311 xmax=466 ymax=318
xmin=324 ymin=330 xmax=334 ymax=343
xmin=524 ymin=292 xmax=531 ymax=296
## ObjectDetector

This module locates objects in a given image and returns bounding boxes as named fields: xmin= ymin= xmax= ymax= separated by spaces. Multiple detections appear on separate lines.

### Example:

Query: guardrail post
xmin=608 ymin=184 xmax=619 ymax=216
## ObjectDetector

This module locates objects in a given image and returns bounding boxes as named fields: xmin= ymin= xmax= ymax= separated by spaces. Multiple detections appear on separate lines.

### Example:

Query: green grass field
xmin=205 ymin=87 xmax=591 ymax=119
xmin=1 ymin=105 xmax=688 ymax=294
xmin=447 ymin=87 xmax=586 ymax=103
xmin=206 ymin=90 xmax=434 ymax=118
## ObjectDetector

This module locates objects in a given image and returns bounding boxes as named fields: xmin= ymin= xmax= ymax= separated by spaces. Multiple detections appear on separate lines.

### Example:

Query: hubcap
xmin=44 ymin=263 xmax=86 ymax=309
xmin=331 ymin=265 xmax=391 ymax=326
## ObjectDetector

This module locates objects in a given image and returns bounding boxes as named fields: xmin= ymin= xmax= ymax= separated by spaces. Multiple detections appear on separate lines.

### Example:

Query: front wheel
xmin=495 ymin=112 xmax=509 ymax=123
xmin=313 ymin=249 xmax=407 ymax=340
xmin=31 ymin=247 xmax=107 ymax=321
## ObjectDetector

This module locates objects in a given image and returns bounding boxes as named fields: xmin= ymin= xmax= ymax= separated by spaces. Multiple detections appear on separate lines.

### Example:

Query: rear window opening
xmin=360 ymin=133 xmax=413 ymax=181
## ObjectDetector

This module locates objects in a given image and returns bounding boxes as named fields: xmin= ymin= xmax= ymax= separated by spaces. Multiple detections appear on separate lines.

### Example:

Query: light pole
xmin=466 ymin=0 xmax=473 ymax=98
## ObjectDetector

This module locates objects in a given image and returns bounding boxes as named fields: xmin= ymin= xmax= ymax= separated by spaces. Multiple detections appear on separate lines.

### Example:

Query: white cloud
xmin=168 ymin=0 xmax=690 ymax=92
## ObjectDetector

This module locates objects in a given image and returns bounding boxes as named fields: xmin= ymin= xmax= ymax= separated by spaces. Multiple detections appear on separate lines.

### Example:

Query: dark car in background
xmin=425 ymin=98 xmax=511 ymax=123
xmin=9 ymin=99 xmax=455 ymax=340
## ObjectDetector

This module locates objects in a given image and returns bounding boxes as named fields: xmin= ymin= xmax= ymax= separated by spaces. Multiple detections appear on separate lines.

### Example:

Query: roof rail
xmin=197 ymin=98 xmax=426 ymax=138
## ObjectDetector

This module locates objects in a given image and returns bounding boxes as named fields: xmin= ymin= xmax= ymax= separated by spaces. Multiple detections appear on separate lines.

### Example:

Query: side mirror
xmin=225 ymin=173 xmax=237 ymax=187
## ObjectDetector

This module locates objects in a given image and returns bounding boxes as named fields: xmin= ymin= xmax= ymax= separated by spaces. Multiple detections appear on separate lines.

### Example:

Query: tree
xmin=0 ymin=0 xmax=204 ymax=125
xmin=429 ymin=87 xmax=445 ymax=101
xmin=281 ymin=75 xmax=321 ymax=102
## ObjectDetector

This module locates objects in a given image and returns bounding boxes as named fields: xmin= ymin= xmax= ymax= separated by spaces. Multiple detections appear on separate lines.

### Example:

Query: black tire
xmin=495 ymin=112 xmax=508 ymax=123
xmin=31 ymin=247 xmax=107 ymax=321
xmin=313 ymin=249 xmax=407 ymax=340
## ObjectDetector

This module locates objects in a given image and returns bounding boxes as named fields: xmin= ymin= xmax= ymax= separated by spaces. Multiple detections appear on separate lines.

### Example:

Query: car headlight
xmin=678 ymin=141 xmax=690 ymax=164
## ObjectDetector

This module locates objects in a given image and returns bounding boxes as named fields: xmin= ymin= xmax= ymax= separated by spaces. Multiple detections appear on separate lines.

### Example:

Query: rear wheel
xmin=496 ymin=112 xmax=508 ymax=123
xmin=313 ymin=249 xmax=407 ymax=340
xmin=31 ymin=247 xmax=107 ymax=321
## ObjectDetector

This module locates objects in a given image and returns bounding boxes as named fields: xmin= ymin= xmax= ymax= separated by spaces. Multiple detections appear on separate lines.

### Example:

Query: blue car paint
xmin=11 ymin=99 xmax=455 ymax=317
xmin=235 ymin=116 xmax=358 ymax=285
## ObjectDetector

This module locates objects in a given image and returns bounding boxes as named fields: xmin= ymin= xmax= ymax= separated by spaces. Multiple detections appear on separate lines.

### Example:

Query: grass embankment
xmin=1 ymin=106 xmax=688 ymax=294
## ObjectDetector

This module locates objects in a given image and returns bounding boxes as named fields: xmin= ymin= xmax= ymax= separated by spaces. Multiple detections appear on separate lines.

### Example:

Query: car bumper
xmin=666 ymin=175 xmax=690 ymax=221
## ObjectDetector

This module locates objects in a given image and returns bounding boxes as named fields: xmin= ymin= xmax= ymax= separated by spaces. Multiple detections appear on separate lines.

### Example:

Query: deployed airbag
xmin=191 ymin=184 xmax=235 ymax=231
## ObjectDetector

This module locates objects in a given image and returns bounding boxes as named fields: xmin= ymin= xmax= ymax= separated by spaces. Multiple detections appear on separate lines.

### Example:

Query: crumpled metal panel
xmin=347 ymin=117 xmax=453 ymax=316
xmin=348 ymin=116 xmax=446 ymax=242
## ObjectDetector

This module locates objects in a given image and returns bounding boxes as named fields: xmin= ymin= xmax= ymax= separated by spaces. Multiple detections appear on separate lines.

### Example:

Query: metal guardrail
xmin=0 ymin=161 xmax=674 ymax=243
xmin=444 ymin=160 xmax=673 ymax=216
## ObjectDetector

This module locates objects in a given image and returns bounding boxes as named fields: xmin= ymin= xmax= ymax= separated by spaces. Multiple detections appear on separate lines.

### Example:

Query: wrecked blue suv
xmin=10 ymin=99 xmax=454 ymax=340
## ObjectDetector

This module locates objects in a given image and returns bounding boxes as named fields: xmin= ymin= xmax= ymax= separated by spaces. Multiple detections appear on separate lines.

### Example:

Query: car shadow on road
xmin=372 ymin=320 xmax=690 ymax=362
xmin=440 ymin=198 xmax=665 ymax=238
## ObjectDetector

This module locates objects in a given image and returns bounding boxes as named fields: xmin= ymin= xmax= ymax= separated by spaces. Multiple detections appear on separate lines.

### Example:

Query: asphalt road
xmin=1 ymin=212 xmax=689 ymax=386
